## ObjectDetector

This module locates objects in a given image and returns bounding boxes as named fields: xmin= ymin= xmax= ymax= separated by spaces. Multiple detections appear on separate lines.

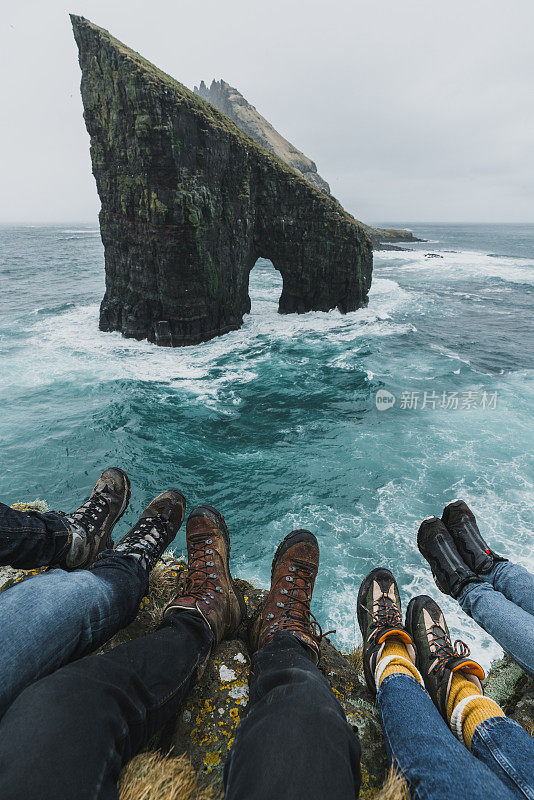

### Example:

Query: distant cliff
xmin=194 ymin=80 xmax=422 ymax=251
xmin=364 ymin=225 xmax=423 ymax=249
xmin=194 ymin=79 xmax=330 ymax=194
xmin=71 ymin=17 xmax=373 ymax=347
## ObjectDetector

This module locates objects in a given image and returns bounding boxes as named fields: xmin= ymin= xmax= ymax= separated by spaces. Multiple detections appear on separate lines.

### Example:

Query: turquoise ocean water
xmin=1 ymin=223 xmax=532 ymax=666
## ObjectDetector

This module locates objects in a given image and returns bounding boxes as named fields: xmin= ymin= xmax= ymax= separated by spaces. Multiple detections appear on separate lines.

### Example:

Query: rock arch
xmin=71 ymin=16 xmax=373 ymax=347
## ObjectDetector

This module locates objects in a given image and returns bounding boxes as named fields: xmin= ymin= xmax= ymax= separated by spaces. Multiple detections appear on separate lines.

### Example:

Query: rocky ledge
xmin=71 ymin=17 xmax=373 ymax=347
xmin=2 ymin=535 xmax=532 ymax=800
xmin=366 ymin=226 xmax=424 ymax=249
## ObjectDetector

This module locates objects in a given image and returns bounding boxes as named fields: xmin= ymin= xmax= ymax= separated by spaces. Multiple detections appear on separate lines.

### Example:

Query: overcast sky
xmin=2 ymin=0 xmax=533 ymax=224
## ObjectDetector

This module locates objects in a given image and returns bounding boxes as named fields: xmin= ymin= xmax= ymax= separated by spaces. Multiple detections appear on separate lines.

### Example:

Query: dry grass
xmin=520 ymin=716 xmax=534 ymax=737
xmin=347 ymin=644 xmax=363 ymax=674
xmin=372 ymin=767 xmax=410 ymax=800
xmin=119 ymin=754 xmax=408 ymax=800
xmin=119 ymin=752 xmax=220 ymax=800
xmin=135 ymin=558 xmax=187 ymax=632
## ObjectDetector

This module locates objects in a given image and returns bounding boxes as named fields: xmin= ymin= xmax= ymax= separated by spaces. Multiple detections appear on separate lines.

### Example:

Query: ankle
xmin=447 ymin=671 xmax=505 ymax=748
xmin=376 ymin=635 xmax=423 ymax=688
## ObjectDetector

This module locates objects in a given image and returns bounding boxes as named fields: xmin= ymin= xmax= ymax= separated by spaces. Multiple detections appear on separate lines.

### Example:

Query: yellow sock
xmin=377 ymin=635 xmax=422 ymax=686
xmin=447 ymin=671 xmax=505 ymax=749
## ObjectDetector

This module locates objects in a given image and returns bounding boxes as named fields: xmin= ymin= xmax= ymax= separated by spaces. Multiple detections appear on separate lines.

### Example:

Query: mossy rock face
xmin=169 ymin=639 xmax=250 ymax=779
xmin=193 ymin=80 xmax=424 ymax=253
xmin=71 ymin=15 xmax=373 ymax=347
xmin=485 ymin=654 xmax=534 ymax=735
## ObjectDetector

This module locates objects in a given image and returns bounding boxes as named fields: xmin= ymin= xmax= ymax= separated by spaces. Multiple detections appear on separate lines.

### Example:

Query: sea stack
xmin=194 ymin=80 xmax=423 ymax=250
xmin=71 ymin=16 xmax=373 ymax=346
xmin=194 ymin=79 xmax=331 ymax=194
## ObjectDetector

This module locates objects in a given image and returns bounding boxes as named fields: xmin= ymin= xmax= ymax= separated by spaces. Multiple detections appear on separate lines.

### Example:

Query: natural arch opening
xmin=247 ymin=258 xmax=283 ymax=316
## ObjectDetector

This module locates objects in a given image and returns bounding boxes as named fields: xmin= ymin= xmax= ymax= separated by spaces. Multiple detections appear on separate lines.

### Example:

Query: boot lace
xmin=68 ymin=494 xmax=109 ymax=535
xmin=267 ymin=559 xmax=335 ymax=647
xmin=182 ymin=534 xmax=223 ymax=606
xmin=115 ymin=515 xmax=168 ymax=558
xmin=429 ymin=626 xmax=470 ymax=675
xmin=364 ymin=590 xmax=403 ymax=640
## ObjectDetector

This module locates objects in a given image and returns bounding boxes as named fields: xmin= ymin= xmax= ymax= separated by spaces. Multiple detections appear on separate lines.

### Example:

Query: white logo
xmin=376 ymin=389 xmax=396 ymax=411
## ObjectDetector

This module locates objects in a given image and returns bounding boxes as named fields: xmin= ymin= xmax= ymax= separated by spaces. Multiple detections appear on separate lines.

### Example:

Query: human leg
xmin=0 ymin=503 xmax=244 ymax=799
xmin=0 ymin=489 xmax=186 ymax=716
xmin=457 ymin=581 xmax=534 ymax=678
xmin=225 ymin=529 xmax=361 ymax=800
xmin=441 ymin=499 xmax=534 ymax=616
xmin=481 ymin=560 xmax=534 ymax=617
xmin=378 ymin=673 xmax=515 ymax=800
xmin=224 ymin=633 xmax=361 ymax=800
xmin=358 ymin=569 xmax=516 ymax=800
xmin=0 ymin=467 xmax=130 ymax=570
xmin=0 ymin=501 xmax=71 ymax=568
xmin=0 ymin=608 xmax=213 ymax=800
xmin=417 ymin=514 xmax=534 ymax=677
xmin=408 ymin=593 xmax=534 ymax=800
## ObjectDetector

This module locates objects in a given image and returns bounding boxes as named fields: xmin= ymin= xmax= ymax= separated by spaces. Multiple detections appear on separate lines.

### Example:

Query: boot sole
xmin=188 ymin=505 xmax=247 ymax=624
xmin=416 ymin=516 xmax=442 ymax=556
xmin=101 ymin=470 xmax=132 ymax=552
xmin=270 ymin=529 xmax=318 ymax=581
xmin=442 ymin=499 xmax=477 ymax=529
xmin=356 ymin=567 xmax=399 ymax=693
xmin=247 ymin=529 xmax=318 ymax=653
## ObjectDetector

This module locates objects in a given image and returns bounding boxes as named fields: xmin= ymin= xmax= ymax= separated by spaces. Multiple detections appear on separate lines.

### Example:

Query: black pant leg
xmin=0 ymin=502 xmax=70 ymax=568
xmin=224 ymin=632 xmax=362 ymax=800
xmin=0 ymin=609 xmax=212 ymax=800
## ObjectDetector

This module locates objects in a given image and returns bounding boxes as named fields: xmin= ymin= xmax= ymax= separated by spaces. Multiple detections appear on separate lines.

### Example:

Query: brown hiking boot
xmin=163 ymin=506 xmax=245 ymax=644
xmin=249 ymin=530 xmax=329 ymax=663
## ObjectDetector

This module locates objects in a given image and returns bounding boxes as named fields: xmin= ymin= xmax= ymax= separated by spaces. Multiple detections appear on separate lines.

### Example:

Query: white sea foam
xmin=60 ymin=229 xmax=100 ymax=234
xmin=7 ymin=277 xmax=415 ymax=401
xmin=377 ymin=247 xmax=534 ymax=285
xmin=2 ymin=233 xmax=533 ymax=664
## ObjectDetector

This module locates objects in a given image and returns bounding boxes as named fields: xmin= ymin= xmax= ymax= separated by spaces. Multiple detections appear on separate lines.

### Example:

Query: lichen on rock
xmin=71 ymin=16 xmax=373 ymax=347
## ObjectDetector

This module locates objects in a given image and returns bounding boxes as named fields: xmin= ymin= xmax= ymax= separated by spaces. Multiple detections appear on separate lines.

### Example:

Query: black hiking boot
xmin=417 ymin=516 xmax=481 ymax=598
xmin=59 ymin=467 xmax=131 ymax=569
xmin=357 ymin=568 xmax=416 ymax=695
xmin=406 ymin=594 xmax=484 ymax=720
xmin=442 ymin=499 xmax=507 ymax=574
xmin=114 ymin=490 xmax=186 ymax=572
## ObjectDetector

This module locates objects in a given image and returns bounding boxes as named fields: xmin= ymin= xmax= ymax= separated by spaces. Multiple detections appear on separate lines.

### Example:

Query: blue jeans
xmin=0 ymin=609 xmax=213 ymax=800
xmin=378 ymin=673 xmax=534 ymax=800
xmin=0 ymin=551 xmax=147 ymax=718
xmin=0 ymin=502 xmax=72 ymax=569
xmin=457 ymin=561 xmax=534 ymax=678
